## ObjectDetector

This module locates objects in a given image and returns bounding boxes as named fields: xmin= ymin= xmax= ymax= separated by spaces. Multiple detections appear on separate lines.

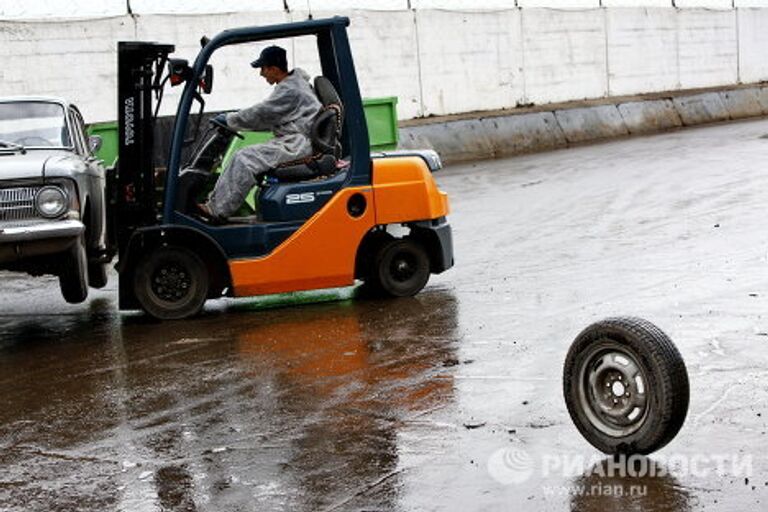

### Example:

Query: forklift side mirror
xmin=200 ymin=65 xmax=214 ymax=94
xmin=168 ymin=58 xmax=191 ymax=87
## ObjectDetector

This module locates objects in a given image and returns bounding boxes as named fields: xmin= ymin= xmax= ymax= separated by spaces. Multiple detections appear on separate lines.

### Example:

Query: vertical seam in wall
xmin=735 ymin=7 xmax=740 ymax=84
xmin=675 ymin=6 xmax=680 ymax=90
xmin=413 ymin=9 xmax=425 ymax=118
xmin=131 ymin=12 xmax=138 ymax=39
xmin=126 ymin=0 xmax=138 ymax=38
xmin=603 ymin=6 xmax=610 ymax=98
xmin=520 ymin=7 xmax=526 ymax=104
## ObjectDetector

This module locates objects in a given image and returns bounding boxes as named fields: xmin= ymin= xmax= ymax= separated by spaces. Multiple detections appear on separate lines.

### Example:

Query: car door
xmin=69 ymin=106 xmax=107 ymax=251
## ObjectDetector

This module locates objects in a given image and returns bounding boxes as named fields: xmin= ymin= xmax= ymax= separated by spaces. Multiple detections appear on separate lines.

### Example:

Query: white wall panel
xmin=677 ymin=9 xmax=737 ymax=88
xmin=675 ymin=0 xmax=733 ymax=8
xmin=606 ymin=8 xmax=678 ymax=95
xmin=1 ymin=18 xmax=134 ymax=123
xmin=129 ymin=0 xmax=285 ymax=14
xmin=735 ymin=0 xmax=768 ymax=6
xmin=416 ymin=10 xmax=523 ymax=116
xmin=602 ymin=0 xmax=672 ymax=6
xmin=522 ymin=9 xmax=607 ymax=104
xmin=737 ymin=8 xmax=768 ymax=82
xmin=517 ymin=0 xmax=600 ymax=8
xmin=0 ymin=0 xmax=125 ymax=20
xmin=410 ymin=0 xmax=516 ymax=9
xmin=302 ymin=0 xmax=408 ymax=11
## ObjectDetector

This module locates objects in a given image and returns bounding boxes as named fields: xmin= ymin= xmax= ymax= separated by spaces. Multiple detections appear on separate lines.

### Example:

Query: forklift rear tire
xmin=563 ymin=317 xmax=689 ymax=455
xmin=134 ymin=245 xmax=209 ymax=320
xmin=59 ymin=234 xmax=89 ymax=304
xmin=367 ymin=238 xmax=430 ymax=298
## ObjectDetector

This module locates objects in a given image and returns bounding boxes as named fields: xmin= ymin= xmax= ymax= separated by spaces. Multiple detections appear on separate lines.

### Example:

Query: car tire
xmin=367 ymin=238 xmax=430 ymax=298
xmin=59 ymin=234 xmax=89 ymax=304
xmin=88 ymin=262 xmax=108 ymax=289
xmin=133 ymin=245 xmax=209 ymax=320
xmin=563 ymin=317 xmax=689 ymax=455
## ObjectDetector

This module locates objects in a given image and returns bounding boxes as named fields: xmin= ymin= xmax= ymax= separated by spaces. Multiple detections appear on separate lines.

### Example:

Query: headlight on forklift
xmin=35 ymin=186 xmax=68 ymax=218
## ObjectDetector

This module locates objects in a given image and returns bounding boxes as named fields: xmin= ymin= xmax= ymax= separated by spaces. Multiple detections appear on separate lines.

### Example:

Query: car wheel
xmin=88 ymin=262 xmax=108 ymax=289
xmin=563 ymin=317 xmax=689 ymax=455
xmin=133 ymin=245 xmax=209 ymax=320
xmin=59 ymin=234 xmax=89 ymax=304
xmin=369 ymin=238 xmax=430 ymax=298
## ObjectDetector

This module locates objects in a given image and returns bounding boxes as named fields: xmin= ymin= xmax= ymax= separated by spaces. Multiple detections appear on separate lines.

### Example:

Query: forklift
xmin=110 ymin=16 xmax=453 ymax=320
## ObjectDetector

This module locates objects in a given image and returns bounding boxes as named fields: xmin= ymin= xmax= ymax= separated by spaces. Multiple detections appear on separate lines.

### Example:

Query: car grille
xmin=0 ymin=187 xmax=39 ymax=222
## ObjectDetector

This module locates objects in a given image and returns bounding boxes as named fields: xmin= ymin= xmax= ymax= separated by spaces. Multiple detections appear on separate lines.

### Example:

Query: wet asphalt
xmin=2 ymin=119 xmax=768 ymax=511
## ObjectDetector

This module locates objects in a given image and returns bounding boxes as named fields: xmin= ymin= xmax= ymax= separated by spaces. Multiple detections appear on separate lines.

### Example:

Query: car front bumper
xmin=0 ymin=220 xmax=84 ymax=263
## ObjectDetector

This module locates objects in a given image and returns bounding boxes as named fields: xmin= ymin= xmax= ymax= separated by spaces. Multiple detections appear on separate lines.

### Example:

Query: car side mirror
xmin=88 ymin=135 xmax=103 ymax=153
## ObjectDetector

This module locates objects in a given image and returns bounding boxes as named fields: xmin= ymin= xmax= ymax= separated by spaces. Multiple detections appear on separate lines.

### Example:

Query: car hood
xmin=0 ymin=149 xmax=81 ymax=181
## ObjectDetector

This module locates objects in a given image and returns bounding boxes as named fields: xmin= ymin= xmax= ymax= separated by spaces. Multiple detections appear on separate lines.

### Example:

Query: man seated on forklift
xmin=198 ymin=45 xmax=321 ymax=220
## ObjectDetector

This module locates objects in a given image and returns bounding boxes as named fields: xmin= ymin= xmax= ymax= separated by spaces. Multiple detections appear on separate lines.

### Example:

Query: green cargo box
xmin=364 ymin=96 xmax=398 ymax=151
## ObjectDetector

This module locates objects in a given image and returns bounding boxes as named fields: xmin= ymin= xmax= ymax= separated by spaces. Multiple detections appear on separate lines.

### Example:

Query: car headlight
xmin=35 ymin=186 xmax=68 ymax=218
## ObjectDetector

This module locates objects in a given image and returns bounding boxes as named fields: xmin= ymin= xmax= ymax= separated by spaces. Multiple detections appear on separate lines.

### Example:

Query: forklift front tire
xmin=133 ymin=245 xmax=209 ymax=320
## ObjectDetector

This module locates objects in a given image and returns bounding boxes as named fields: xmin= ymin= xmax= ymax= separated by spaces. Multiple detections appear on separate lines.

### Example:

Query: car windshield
xmin=0 ymin=102 xmax=70 ymax=148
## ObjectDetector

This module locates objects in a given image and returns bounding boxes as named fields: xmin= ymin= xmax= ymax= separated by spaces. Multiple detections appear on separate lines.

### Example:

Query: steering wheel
xmin=209 ymin=118 xmax=244 ymax=140
xmin=16 ymin=136 xmax=53 ymax=146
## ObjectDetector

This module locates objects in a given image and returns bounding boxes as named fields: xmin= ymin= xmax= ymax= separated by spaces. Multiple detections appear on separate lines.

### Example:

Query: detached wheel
xmin=366 ymin=238 xmax=430 ymax=298
xmin=59 ymin=234 xmax=88 ymax=304
xmin=563 ymin=317 xmax=689 ymax=455
xmin=133 ymin=245 xmax=209 ymax=320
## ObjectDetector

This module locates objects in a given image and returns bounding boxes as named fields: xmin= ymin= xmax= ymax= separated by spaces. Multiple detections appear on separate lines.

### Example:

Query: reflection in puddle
xmin=0 ymin=289 xmax=462 ymax=510
xmin=155 ymin=465 xmax=198 ymax=512
xmin=569 ymin=457 xmax=692 ymax=512
xmin=234 ymin=293 xmax=461 ymax=510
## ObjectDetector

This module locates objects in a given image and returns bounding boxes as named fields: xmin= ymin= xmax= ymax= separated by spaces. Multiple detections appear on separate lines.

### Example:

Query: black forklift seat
xmin=268 ymin=76 xmax=344 ymax=182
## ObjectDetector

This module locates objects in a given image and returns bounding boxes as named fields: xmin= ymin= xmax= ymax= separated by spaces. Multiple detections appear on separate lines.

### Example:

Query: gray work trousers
xmin=208 ymin=135 xmax=311 ymax=218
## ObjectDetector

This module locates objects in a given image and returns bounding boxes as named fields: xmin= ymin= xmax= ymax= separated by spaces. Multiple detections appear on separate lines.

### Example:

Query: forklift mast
xmin=114 ymin=42 xmax=174 ymax=260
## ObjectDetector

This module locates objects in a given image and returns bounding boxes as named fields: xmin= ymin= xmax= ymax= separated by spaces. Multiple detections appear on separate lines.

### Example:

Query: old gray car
xmin=0 ymin=97 xmax=109 ymax=303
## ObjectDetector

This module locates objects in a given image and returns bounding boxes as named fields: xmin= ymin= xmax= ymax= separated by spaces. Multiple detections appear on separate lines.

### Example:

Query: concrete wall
xmin=2 ymin=1 xmax=768 ymax=123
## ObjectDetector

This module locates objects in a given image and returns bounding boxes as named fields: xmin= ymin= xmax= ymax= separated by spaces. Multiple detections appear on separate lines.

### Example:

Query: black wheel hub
xmin=151 ymin=263 xmax=191 ymax=302
xmin=390 ymin=252 xmax=417 ymax=282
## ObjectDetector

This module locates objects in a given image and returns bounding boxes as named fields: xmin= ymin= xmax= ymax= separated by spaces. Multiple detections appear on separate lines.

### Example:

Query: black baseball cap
xmin=250 ymin=45 xmax=287 ymax=71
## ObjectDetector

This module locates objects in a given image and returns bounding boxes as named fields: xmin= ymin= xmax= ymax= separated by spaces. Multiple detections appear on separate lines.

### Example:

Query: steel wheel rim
xmin=151 ymin=262 xmax=192 ymax=302
xmin=576 ymin=342 xmax=650 ymax=437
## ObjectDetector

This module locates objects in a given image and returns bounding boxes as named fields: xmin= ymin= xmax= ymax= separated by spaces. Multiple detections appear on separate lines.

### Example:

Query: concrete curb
xmin=617 ymin=99 xmax=682 ymax=135
xmin=555 ymin=105 xmax=628 ymax=143
xmin=672 ymin=93 xmax=730 ymax=126
xmin=400 ymin=84 xmax=768 ymax=164
xmin=720 ymin=89 xmax=763 ymax=119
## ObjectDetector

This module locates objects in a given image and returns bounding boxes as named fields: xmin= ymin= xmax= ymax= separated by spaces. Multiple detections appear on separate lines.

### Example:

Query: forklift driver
xmin=198 ymin=45 xmax=322 ymax=220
